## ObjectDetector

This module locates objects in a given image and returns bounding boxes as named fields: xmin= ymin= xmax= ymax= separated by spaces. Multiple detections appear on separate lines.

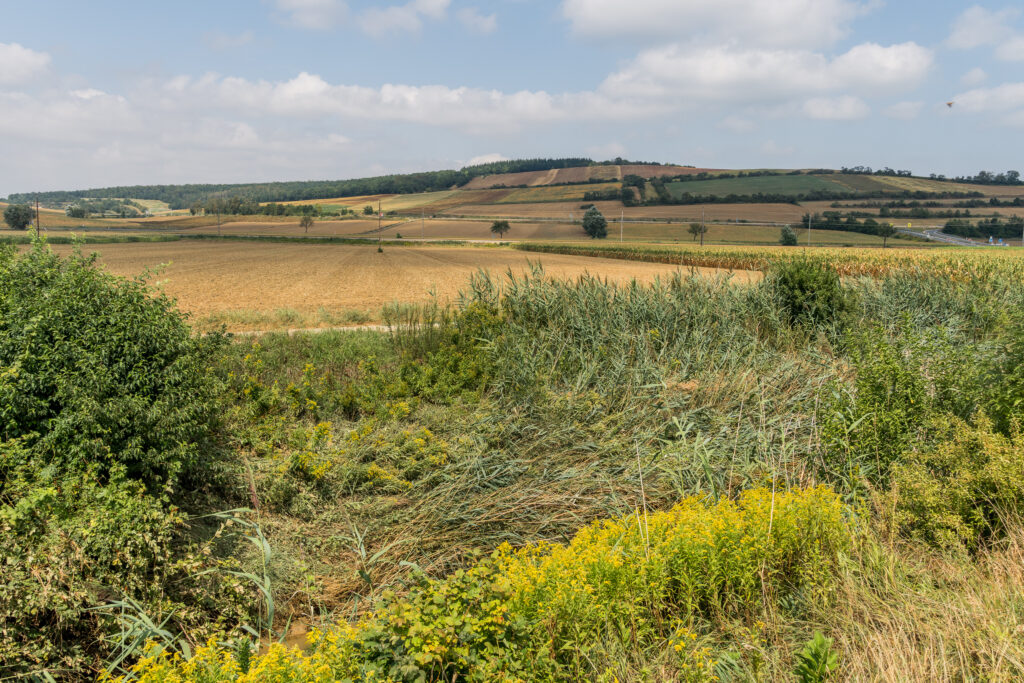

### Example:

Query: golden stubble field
xmin=47 ymin=241 xmax=756 ymax=330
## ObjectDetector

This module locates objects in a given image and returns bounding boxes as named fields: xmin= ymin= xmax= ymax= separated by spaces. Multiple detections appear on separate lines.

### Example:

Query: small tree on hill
xmin=780 ymin=225 xmax=799 ymax=246
xmin=300 ymin=215 xmax=314 ymax=234
xmin=582 ymin=206 xmax=607 ymax=239
xmin=877 ymin=222 xmax=897 ymax=248
xmin=490 ymin=220 xmax=511 ymax=239
xmin=363 ymin=205 xmax=374 ymax=215
xmin=4 ymin=204 xmax=34 ymax=230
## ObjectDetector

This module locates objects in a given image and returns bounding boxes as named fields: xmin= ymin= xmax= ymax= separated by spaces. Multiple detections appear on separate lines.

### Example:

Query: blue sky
xmin=1 ymin=0 xmax=1023 ymax=195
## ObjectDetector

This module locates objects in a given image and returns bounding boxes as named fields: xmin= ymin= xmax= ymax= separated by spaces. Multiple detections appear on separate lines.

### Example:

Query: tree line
xmin=950 ymin=170 xmax=1022 ymax=186
xmin=943 ymin=215 xmax=1024 ymax=239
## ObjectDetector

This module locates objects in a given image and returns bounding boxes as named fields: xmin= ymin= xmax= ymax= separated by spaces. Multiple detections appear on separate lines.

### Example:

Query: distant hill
xmin=5 ymin=158 xmax=677 ymax=210
xmin=7 ymin=161 xmax=1020 ymax=211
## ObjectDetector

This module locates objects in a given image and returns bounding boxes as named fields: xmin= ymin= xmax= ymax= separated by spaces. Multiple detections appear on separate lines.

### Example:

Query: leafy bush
xmin=0 ymin=240 xmax=236 ymax=677
xmin=3 ymin=203 xmax=33 ymax=230
xmin=780 ymin=225 xmax=799 ymax=246
xmin=120 ymin=487 xmax=850 ymax=681
xmin=889 ymin=416 xmax=1024 ymax=553
xmin=582 ymin=206 xmax=607 ymax=239
xmin=0 ymin=241 xmax=225 ymax=488
xmin=822 ymin=324 xmax=987 ymax=486
xmin=767 ymin=257 xmax=850 ymax=329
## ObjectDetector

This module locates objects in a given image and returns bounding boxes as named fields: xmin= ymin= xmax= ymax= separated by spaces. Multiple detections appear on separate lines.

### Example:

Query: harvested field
xmin=44 ymin=240 xmax=751 ymax=330
xmin=373 ymin=219 xmax=585 ymax=241
xmin=166 ymin=219 xmax=387 ymax=237
xmin=441 ymin=200 xmax=808 ymax=223
xmin=495 ymin=183 xmax=620 ymax=204
xmin=664 ymin=174 xmax=852 ymax=197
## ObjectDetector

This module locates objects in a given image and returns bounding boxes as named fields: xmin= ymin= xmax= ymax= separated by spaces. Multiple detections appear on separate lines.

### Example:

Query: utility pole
xmin=700 ymin=206 xmax=705 ymax=247
xmin=35 ymin=198 xmax=40 ymax=232
xmin=217 ymin=207 xmax=221 ymax=236
xmin=806 ymin=213 xmax=812 ymax=249
xmin=378 ymin=199 xmax=382 ymax=250
xmin=421 ymin=208 xmax=424 ymax=239
xmin=620 ymin=210 xmax=623 ymax=242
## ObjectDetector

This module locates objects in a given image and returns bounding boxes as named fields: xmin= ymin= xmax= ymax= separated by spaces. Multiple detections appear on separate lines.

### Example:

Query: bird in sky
xmin=946 ymin=101 xmax=955 ymax=108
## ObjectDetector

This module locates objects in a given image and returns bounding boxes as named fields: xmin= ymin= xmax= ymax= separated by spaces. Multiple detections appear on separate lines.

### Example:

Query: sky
xmin=1 ymin=0 xmax=1023 ymax=196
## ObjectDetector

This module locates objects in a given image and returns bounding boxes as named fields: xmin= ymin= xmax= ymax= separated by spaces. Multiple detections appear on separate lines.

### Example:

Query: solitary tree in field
xmin=687 ymin=222 xmax=708 ymax=245
xmin=582 ymin=206 xmax=608 ymax=239
xmin=3 ymin=204 xmax=33 ymax=230
xmin=490 ymin=220 xmax=511 ymax=239
xmin=877 ymin=222 xmax=897 ymax=248
xmin=300 ymin=215 xmax=314 ymax=234
xmin=363 ymin=205 xmax=374 ymax=215
xmin=780 ymin=225 xmax=799 ymax=246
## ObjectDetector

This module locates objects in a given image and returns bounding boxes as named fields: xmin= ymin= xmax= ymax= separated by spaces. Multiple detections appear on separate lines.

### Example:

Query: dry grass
xmin=440 ymin=200 xmax=810 ymax=223
xmin=829 ymin=528 xmax=1024 ymax=681
xmin=43 ymin=240 xmax=753 ymax=331
xmin=496 ymin=183 xmax=621 ymax=204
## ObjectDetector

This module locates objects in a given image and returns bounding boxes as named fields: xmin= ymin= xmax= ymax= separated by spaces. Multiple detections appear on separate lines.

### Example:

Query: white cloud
xmin=953 ymin=82 xmax=1024 ymax=113
xmin=883 ymin=101 xmax=923 ymax=120
xmin=0 ymin=42 xmax=51 ymax=85
xmin=170 ymin=71 xmax=652 ymax=127
xmin=274 ymin=0 xmax=347 ymax=30
xmin=947 ymin=6 xmax=1019 ymax=49
xmin=600 ymin=42 xmax=932 ymax=104
xmin=0 ymin=89 xmax=139 ymax=143
xmin=458 ymin=7 xmax=497 ymax=34
xmin=465 ymin=153 xmax=508 ymax=166
xmin=359 ymin=0 xmax=451 ymax=36
xmin=561 ymin=0 xmax=869 ymax=48
xmin=961 ymin=67 xmax=988 ymax=86
xmin=802 ymin=95 xmax=869 ymax=120
xmin=948 ymin=6 xmax=1024 ymax=60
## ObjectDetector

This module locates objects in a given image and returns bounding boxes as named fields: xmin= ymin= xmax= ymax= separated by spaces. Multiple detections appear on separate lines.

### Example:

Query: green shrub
xmin=0 ymin=240 xmax=238 ymax=678
xmin=0 ymin=241 xmax=225 ymax=488
xmin=889 ymin=416 xmax=1024 ymax=553
xmin=822 ymin=324 xmax=987 ymax=486
xmin=780 ymin=225 xmax=799 ymax=246
xmin=0 ymin=459 xmax=182 ymax=673
xmin=767 ymin=257 xmax=850 ymax=329
xmin=985 ymin=316 xmax=1024 ymax=434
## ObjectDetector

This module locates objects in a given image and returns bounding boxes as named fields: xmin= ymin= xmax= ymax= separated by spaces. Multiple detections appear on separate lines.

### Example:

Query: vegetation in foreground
xmin=2 ymin=234 xmax=1024 ymax=681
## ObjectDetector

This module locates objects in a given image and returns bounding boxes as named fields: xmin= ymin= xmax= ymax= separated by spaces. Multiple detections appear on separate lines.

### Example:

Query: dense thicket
xmin=0 ymin=240 xmax=230 ymax=676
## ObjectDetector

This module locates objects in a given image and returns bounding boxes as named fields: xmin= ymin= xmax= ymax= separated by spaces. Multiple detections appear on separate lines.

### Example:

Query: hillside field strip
xmin=42 ymin=241 xmax=755 ymax=330
xmin=663 ymin=174 xmax=854 ymax=197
